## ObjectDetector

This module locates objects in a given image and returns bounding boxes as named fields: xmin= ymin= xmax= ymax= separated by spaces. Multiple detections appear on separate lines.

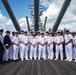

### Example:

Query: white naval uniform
xmin=19 ymin=34 xmax=23 ymax=58
xmin=73 ymin=36 xmax=76 ymax=61
xmin=9 ymin=36 xmax=13 ymax=60
xmin=38 ymin=36 xmax=46 ymax=60
xmin=47 ymin=36 xmax=54 ymax=60
xmin=28 ymin=36 xmax=33 ymax=57
xmin=55 ymin=35 xmax=64 ymax=60
xmin=64 ymin=34 xmax=73 ymax=61
xmin=72 ymin=36 xmax=75 ymax=60
xmin=44 ymin=35 xmax=49 ymax=58
xmin=54 ymin=35 xmax=57 ymax=57
xmin=12 ymin=36 xmax=20 ymax=60
xmin=30 ymin=37 xmax=37 ymax=60
xmin=20 ymin=35 xmax=29 ymax=61
xmin=35 ymin=35 xmax=41 ymax=58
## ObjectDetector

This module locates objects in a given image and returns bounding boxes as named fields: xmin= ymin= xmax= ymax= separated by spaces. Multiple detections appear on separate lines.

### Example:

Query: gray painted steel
xmin=34 ymin=0 xmax=39 ymax=34
xmin=26 ymin=16 xmax=30 ymax=32
xmin=52 ymin=0 xmax=71 ymax=32
xmin=43 ymin=17 xmax=47 ymax=31
xmin=2 ymin=0 xmax=21 ymax=31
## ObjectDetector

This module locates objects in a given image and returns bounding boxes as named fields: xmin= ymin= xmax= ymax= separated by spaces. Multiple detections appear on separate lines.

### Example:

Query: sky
xmin=0 ymin=0 xmax=76 ymax=34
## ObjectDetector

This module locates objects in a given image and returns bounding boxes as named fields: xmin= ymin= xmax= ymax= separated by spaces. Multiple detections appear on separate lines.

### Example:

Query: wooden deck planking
xmin=0 ymin=60 xmax=76 ymax=75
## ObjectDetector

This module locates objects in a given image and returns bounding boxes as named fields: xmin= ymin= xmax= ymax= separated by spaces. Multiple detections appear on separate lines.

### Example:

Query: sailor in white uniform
xmin=18 ymin=30 xmax=24 ymax=59
xmin=20 ymin=31 xmax=29 ymax=61
xmin=54 ymin=31 xmax=64 ymax=60
xmin=64 ymin=30 xmax=73 ymax=61
xmin=9 ymin=32 xmax=15 ymax=60
xmin=38 ymin=32 xmax=46 ymax=60
xmin=47 ymin=32 xmax=54 ymax=60
xmin=28 ymin=31 xmax=33 ymax=58
xmin=73 ymin=32 xmax=76 ymax=62
xmin=53 ymin=32 xmax=57 ymax=59
xmin=35 ymin=31 xmax=41 ymax=58
xmin=30 ymin=33 xmax=37 ymax=60
xmin=44 ymin=31 xmax=49 ymax=58
xmin=12 ymin=32 xmax=20 ymax=60
xmin=72 ymin=32 xmax=76 ymax=60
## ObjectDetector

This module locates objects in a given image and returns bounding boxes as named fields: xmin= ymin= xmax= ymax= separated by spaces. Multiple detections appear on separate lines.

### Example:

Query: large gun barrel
xmin=26 ymin=16 xmax=30 ymax=32
xmin=34 ymin=0 xmax=39 ymax=34
xmin=2 ymin=0 xmax=21 ymax=31
xmin=43 ymin=16 xmax=47 ymax=31
xmin=52 ymin=0 xmax=71 ymax=32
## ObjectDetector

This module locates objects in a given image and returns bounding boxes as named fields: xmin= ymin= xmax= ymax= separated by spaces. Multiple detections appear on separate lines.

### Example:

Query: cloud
xmin=0 ymin=13 xmax=8 ymax=23
xmin=40 ymin=0 xmax=76 ymax=31
xmin=0 ymin=12 xmax=32 ymax=33
xmin=40 ymin=0 xmax=64 ymax=30
xmin=18 ymin=17 xmax=32 ymax=30
xmin=0 ymin=13 xmax=15 ymax=35
xmin=58 ymin=23 xmax=76 ymax=31
xmin=40 ymin=0 xmax=51 ymax=7
xmin=0 ymin=0 xmax=76 ymax=33
xmin=19 ymin=18 xmax=27 ymax=27
xmin=40 ymin=0 xmax=64 ymax=7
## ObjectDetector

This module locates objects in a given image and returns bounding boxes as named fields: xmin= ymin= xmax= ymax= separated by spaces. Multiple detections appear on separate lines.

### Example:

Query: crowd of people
xmin=0 ymin=29 xmax=76 ymax=64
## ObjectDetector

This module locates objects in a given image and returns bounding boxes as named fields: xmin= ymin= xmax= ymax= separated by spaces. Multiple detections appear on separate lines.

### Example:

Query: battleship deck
xmin=0 ymin=60 xmax=76 ymax=75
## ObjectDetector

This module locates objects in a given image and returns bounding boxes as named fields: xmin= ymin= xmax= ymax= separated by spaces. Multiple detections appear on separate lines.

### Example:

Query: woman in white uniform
xmin=47 ymin=32 xmax=54 ymax=60
xmin=20 ymin=31 xmax=29 ymax=61
xmin=38 ymin=32 xmax=46 ymax=60
xmin=73 ymin=32 xmax=76 ymax=62
xmin=12 ymin=32 xmax=20 ymax=61
xmin=30 ymin=33 xmax=37 ymax=60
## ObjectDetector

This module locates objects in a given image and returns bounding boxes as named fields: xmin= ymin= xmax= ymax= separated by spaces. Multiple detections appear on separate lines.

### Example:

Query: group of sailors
xmin=0 ymin=29 xmax=76 ymax=64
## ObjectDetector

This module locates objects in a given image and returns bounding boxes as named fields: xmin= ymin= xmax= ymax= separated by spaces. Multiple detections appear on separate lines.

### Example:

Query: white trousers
xmin=19 ymin=44 xmax=22 ymax=59
xmin=20 ymin=45 xmax=29 ymax=61
xmin=73 ymin=47 xmax=76 ymax=60
xmin=55 ymin=45 xmax=63 ymax=60
xmin=48 ymin=44 xmax=54 ymax=60
xmin=5 ymin=49 xmax=9 ymax=61
xmin=65 ymin=43 xmax=72 ymax=61
xmin=72 ymin=47 xmax=75 ymax=59
xmin=20 ymin=45 xmax=25 ymax=61
xmin=13 ymin=45 xmax=19 ymax=60
xmin=25 ymin=45 xmax=29 ymax=59
xmin=36 ymin=45 xmax=38 ymax=58
xmin=9 ymin=45 xmax=13 ymax=60
xmin=30 ymin=45 xmax=37 ymax=60
xmin=38 ymin=45 xmax=46 ymax=60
